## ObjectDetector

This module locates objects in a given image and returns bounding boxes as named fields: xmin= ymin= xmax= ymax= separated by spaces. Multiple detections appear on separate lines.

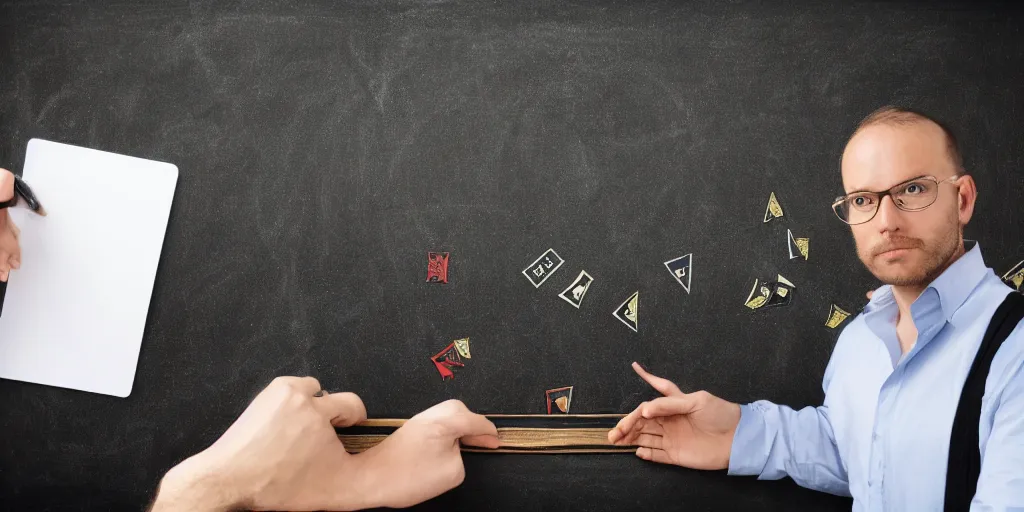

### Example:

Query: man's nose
xmin=873 ymin=194 xmax=903 ymax=232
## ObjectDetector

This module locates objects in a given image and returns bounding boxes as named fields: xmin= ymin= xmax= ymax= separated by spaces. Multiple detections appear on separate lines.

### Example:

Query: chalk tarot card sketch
xmin=764 ymin=192 xmax=784 ymax=223
xmin=1002 ymin=260 xmax=1024 ymax=291
xmin=453 ymin=337 xmax=471 ymax=359
xmin=744 ymin=279 xmax=772 ymax=310
xmin=426 ymin=252 xmax=449 ymax=283
xmin=559 ymin=270 xmax=594 ymax=308
xmin=613 ymin=291 xmax=639 ymax=332
xmin=431 ymin=342 xmax=464 ymax=380
xmin=825 ymin=304 xmax=852 ymax=329
xmin=764 ymin=275 xmax=795 ymax=308
xmin=522 ymin=248 xmax=565 ymax=288
xmin=664 ymin=253 xmax=693 ymax=293
xmin=745 ymin=275 xmax=794 ymax=310
xmin=546 ymin=386 xmax=574 ymax=414
xmin=787 ymin=229 xmax=809 ymax=260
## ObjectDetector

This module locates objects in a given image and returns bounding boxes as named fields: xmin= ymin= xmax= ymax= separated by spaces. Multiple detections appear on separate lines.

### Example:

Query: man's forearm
xmin=728 ymin=401 xmax=850 ymax=497
xmin=149 ymin=455 xmax=241 ymax=512
xmin=149 ymin=449 xmax=378 ymax=512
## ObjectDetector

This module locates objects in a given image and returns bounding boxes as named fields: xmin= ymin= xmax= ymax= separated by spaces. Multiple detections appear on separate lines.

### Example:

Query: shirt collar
xmin=927 ymin=240 xmax=987 ymax=325
xmin=864 ymin=240 xmax=987 ymax=327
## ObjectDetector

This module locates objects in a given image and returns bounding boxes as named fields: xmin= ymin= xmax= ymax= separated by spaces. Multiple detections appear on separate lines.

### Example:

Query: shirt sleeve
xmin=727 ymin=344 xmax=850 ymax=497
xmin=972 ymin=359 xmax=1024 ymax=510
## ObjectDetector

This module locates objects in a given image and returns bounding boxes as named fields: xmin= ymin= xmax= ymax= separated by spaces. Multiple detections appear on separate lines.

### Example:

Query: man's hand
xmin=153 ymin=376 xmax=370 ymax=512
xmin=608 ymin=362 xmax=741 ymax=470
xmin=0 ymin=169 xmax=21 ymax=282
xmin=356 ymin=399 xmax=500 ymax=508
xmin=152 ymin=377 xmax=499 ymax=512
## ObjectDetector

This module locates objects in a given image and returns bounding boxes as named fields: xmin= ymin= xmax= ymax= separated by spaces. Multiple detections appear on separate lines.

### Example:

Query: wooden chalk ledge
xmin=336 ymin=414 xmax=636 ymax=454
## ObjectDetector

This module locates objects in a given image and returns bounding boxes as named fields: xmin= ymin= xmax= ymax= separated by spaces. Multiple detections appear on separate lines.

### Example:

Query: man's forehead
xmin=840 ymin=122 xmax=953 ymax=192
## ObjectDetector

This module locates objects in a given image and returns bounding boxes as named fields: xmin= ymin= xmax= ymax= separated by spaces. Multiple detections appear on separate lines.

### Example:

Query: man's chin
xmin=868 ymin=262 xmax=928 ymax=287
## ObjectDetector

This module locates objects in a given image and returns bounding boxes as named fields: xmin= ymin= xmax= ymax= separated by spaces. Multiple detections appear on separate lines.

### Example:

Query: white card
xmin=0 ymin=139 xmax=178 ymax=397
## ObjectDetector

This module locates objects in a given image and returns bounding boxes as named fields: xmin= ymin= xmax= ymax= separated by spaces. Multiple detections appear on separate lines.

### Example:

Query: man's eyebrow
xmin=844 ymin=175 xmax=931 ymax=195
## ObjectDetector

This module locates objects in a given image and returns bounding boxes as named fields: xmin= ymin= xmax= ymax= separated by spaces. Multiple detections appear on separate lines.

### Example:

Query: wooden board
xmin=337 ymin=414 xmax=637 ymax=454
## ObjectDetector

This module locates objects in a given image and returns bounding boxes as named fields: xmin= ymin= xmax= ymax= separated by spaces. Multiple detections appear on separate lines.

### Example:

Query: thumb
xmin=0 ymin=169 xmax=13 ymax=202
xmin=641 ymin=395 xmax=700 ymax=419
xmin=437 ymin=401 xmax=499 ymax=439
xmin=459 ymin=434 xmax=500 ymax=449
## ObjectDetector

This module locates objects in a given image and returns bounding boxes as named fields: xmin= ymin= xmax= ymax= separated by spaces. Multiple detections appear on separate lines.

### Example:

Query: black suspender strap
xmin=945 ymin=291 xmax=1024 ymax=511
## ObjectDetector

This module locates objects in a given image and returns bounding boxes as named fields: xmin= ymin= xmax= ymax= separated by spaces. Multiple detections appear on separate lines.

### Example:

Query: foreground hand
xmin=356 ymin=399 xmax=500 ymax=508
xmin=0 ymin=169 xmax=20 ymax=282
xmin=153 ymin=376 xmax=369 ymax=512
xmin=608 ymin=362 xmax=740 ymax=470
xmin=152 ymin=377 xmax=499 ymax=512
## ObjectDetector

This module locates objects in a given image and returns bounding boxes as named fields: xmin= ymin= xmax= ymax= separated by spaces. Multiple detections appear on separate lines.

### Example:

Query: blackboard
xmin=2 ymin=1 xmax=1023 ymax=510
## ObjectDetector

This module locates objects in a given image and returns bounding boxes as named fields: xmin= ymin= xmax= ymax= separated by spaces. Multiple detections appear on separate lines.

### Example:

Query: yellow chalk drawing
xmin=1001 ymin=260 xmax=1024 ymax=291
xmin=788 ymin=229 xmax=809 ymax=260
xmin=745 ymin=279 xmax=771 ymax=309
xmin=613 ymin=291 xmax=639 ymax=332
xmin=825 ymin=304 xmax=851 ymax=329
xmin=764 ymin=192 xmax=784 ymax=223
xmin=453 ymin=337 xmax=471 ymax=359
xmin=625 ymin=294 xmax=638 ymax=323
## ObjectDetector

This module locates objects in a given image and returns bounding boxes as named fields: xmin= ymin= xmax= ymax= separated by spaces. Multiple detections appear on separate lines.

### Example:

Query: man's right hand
xmin=608 ymin=362 xmax=741 ymax=470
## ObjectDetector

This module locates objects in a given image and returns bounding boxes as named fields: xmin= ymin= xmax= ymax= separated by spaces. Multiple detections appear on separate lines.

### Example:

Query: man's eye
xmin=903 ymin=181 xmax=931 ymax=195
xmin=852 ymin=196 xmax=873 ymax=207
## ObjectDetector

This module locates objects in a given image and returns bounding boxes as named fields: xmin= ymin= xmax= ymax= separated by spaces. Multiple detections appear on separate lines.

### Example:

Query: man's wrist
xmin=150 ymin=452 xmax=242 ymax=512
xmin=346 ymin=449 xmax=394 ymax=510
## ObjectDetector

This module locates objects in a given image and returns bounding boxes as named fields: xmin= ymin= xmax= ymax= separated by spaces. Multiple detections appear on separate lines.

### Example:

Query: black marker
xmin=0 ymin=175 xmax=46 ymax=216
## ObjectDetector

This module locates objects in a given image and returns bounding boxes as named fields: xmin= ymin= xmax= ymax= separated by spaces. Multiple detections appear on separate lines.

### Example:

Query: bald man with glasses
xmin=610 ymin=106 xmax=1024 ymax=511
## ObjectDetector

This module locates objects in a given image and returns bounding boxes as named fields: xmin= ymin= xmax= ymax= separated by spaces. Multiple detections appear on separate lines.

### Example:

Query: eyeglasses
xmin=831 ymin=173 xmax=964 ymax=225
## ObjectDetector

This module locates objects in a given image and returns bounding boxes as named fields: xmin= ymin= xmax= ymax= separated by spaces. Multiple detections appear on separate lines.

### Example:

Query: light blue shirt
xmin=728 ymin=242 xmax=1024 ymax=511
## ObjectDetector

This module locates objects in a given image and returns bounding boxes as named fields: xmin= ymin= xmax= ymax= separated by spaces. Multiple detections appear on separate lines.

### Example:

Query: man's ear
xmin=957 ymin=174 xmax=977 ymax=226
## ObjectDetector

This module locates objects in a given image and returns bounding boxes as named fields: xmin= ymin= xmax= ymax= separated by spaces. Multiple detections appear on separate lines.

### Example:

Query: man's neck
xmin=889 ymin=242 xmax=967 ymax=354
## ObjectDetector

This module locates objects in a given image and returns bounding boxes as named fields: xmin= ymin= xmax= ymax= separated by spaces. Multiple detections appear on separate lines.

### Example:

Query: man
xmin=0 ymin=168 xmax=21 ymax=281
xmin=609 ymin=106 xmax=1024 ymax=510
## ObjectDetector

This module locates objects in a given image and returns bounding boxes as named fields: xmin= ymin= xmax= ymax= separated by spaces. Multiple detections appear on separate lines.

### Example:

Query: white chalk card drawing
xmin=559 ymin=270 xmax=594 ymax=308
xmin=522 ymin=248 xmax=565 ymax=288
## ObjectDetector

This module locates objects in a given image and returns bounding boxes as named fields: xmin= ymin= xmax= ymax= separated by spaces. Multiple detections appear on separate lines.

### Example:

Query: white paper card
xmin=0 ymin=139 xmax=178 ymax=397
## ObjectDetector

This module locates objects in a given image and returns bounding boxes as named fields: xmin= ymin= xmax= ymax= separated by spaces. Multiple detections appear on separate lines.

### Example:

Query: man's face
xmin=840 ymin=121 xmax=968 ymax=287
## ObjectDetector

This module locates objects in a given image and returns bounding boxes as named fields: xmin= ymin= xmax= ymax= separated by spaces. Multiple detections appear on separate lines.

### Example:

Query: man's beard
xmin=857 ymin=218 xmax=961 ymax=288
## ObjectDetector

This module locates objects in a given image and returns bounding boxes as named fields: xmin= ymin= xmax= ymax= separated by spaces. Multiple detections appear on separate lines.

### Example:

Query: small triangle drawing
xmin=663 ymin=254 xmax=693 ymax=294
xmin=764 ymin=192 xmax=784 ymax=223
xmin=787 ymin=229 xmax=809 ymax=260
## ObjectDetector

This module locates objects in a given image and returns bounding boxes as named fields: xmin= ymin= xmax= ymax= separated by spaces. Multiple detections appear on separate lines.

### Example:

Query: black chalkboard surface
xmin=2 ymin=1 xmax=1023 ymax=510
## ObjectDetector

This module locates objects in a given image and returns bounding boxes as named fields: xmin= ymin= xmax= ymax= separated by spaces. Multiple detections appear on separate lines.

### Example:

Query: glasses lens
xmin=892 ymin=178 xmax=938 ymax=210
xmin=836 ymin=193 xmax=878 ymax=224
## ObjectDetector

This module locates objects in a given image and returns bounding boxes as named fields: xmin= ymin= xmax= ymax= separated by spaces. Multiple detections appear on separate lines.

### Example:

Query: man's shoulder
xmin=978 ymin=285 xmax=1024 ymax=399
xmin=825 ymin=309 xmax=875 ymax=367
